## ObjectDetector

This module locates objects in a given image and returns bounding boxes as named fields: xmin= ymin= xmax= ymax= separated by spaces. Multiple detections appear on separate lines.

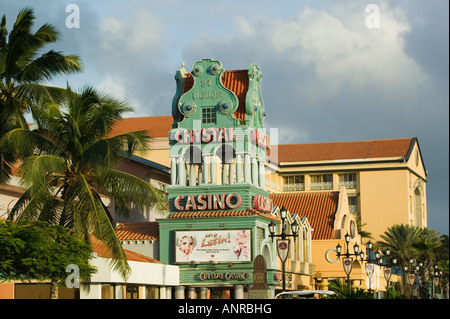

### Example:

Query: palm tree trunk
xmin=50 ymin=279 xmax=59 ymax=299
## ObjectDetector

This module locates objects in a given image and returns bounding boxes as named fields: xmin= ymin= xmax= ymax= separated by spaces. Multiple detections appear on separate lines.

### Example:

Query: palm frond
xmin=20 ymin=154 xmax=65 ymax=192
xmin=33 ymin=23 xmax=59 ymax=43
xmin=72 ymin=173 xmax=131 ymax=279
xmin=377 ymin=224 xmax=421 ymax=265
xmin=96 ymin=168 xmax=167 ymax=217
xmin=79 ymin=137 xmax=123 ymax=169
xmin=1 ymin=127 xmax=55 ymax=157
xmin=18 ymin=50 xmax=82 ymax=82
xmin=9 ymin=186 xmax=59 ymax=224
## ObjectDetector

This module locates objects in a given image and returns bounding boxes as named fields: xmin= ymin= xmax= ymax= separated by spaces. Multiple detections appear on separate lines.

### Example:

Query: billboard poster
xmin=175 ymin=229 xmax=252 ymax=263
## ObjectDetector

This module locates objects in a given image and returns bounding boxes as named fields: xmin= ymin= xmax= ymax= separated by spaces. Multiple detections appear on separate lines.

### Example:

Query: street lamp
xmin=430 ymin=265 xmax=442 ymax=299
xmin=268 ymin=206 xmax=299 ymax=293
xmin=381 ymin=249 xmax=398 ymax=287
xmin=359 ymin=241 xmax=383 ymax=294
xmin=335 ymin=233 xmax=364 ymax=289
xmin=415 ymin=262 xmax=442 ymax=299
xmin=360 ymin=243 xmax=397 ymax=295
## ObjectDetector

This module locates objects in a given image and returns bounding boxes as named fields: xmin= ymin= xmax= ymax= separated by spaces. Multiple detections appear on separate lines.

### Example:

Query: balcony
xmin=339 ymin=181 xmax=357 ymax=189
xmin=310 ymin=182 xmax=333 ymax=190
xmin=282 ymin=184 xmax=305 ymax=192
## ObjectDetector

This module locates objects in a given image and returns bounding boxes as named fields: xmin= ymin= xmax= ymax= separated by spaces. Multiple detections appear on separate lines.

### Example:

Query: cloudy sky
xmin=1 ymin=0 xmax=448 ymax=235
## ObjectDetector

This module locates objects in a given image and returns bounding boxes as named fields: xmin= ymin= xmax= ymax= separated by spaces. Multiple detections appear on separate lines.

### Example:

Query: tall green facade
xmin=158 ymin=59 xmax=278 ymax=297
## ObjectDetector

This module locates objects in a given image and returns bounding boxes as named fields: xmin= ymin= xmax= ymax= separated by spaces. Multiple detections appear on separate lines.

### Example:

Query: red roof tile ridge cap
xmin=277 ymin=137 xmax=414 ymax=147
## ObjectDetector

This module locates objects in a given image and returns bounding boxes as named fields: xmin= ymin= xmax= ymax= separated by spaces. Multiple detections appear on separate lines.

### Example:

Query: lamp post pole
xmin=268 ymin=206 xmax=299 ymax=294
xmin=360 ymin=241 xmax=382 ymax=294
xmin=335 ymin=233 xmax=364 ymax=289
xmin=360 ymin=242 xmax=396 ymax=297
xmin=430 ymin=265 xmax=442 ymax=299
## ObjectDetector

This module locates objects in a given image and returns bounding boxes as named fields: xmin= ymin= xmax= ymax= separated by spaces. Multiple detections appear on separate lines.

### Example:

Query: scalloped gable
xmin=270 ymin=192 xmax=339 ymax=240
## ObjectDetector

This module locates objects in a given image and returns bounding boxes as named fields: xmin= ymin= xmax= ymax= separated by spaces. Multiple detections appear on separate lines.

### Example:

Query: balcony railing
xmin=282 ymin=184 xmax=305 ymax=192
xmin=310 ymin=182 xmax=333 ymax=190
xmin=339 ymin=181 xmax=357 ymax=189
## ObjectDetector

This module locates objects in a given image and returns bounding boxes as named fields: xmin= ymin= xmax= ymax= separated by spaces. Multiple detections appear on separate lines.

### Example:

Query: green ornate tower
xmin=158 ymin=59 xmax=278 ymax=299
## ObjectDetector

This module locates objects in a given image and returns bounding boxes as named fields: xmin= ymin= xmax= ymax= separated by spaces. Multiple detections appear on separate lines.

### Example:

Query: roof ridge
xmin=277 ymin=137 xmax=414 ymax=147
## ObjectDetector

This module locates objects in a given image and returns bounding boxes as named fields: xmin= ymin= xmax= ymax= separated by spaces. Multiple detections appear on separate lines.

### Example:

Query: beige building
xmin=266 ymin=137 xmax=428 ymax=241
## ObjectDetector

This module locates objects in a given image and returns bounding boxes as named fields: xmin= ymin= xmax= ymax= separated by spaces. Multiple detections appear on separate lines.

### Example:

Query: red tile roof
xmin=271 ymin=138 xmax=415 ymax=164
xmin=115 ymin=222 xmax=159 ymax=241
xmin=90 ymin=235 xmax=163 ymax=264
xmin=169 ymin=208 xmax=279 ymax=221
xmin=109 ymin=116 xmax=173 ymax=139
xmin=270 ymin=192 xmax=339 ymax=240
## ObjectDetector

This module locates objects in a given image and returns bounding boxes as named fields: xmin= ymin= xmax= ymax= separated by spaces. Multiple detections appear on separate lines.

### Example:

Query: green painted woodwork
xmin=161 ymin=59 xmax=279 ymax=288
xmin=167 ymin=183 xmax=269 ymax=212
xmin=177 ymin=58 xmax=239 ymax=129
xmin=157 ymin=215 xmax=278 ymax=286
xmin=245 ymin=63 xmax=265 ymax=129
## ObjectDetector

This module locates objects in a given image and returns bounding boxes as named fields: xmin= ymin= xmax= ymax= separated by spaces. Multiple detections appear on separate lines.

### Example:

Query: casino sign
xmin=174 ymin=193 xmax=242 ymax=211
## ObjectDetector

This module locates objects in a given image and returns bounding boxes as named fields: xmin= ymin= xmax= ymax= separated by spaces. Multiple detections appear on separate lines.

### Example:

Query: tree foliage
xmin=0 ymin=6 xmax=82 ymax=183
xmin=0 ymin=219 xmax=96 ymax=283
xmin=5 ymin=85 xmax=167 ymax=279
xmin=326 ymin=279 xmax=373 ymax=299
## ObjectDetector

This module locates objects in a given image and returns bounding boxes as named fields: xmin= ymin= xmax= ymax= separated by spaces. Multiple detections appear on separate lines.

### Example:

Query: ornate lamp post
xmin=430 ymin=265 xmax=442 ymax=299
xmin=335 ymin=233 xmax=364 ymax=289
xmin=360 ymin=242 xmax=397 ymax=296
xmin=401 ymin=259 xmax=417 ymax=298
xmin=268 ymin=206 xmax=299 ymax=293
xmin=359 ymin=241 xmax=383 ymax=294
xmin=415 ymin=262 xmax=443 ymax=299
xmin=382 ymin=252 xmax=398 ymax=287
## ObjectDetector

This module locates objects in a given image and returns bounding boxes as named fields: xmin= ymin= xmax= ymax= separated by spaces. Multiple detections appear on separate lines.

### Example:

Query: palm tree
xmin=1 ymin=7 xmax=82 ymax=182
xmin=412 ymin=228 xmax=444 ymax=298
xmin=377 ymin=224 xmax=421 ymax=267
xmin=5 ymin=85 xmax=167 ymax=290
xmin=377 ymin=224 xmax=421 ymax=296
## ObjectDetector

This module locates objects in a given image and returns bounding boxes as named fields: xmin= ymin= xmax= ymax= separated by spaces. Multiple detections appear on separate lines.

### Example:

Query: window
xmin=414 ymin=188 xmax=423 ymax=227
xmin=339 ymin=173 xmax=357 ymax=189
xmin=283 ymin=175 xmax=305 ymax=191
xmin=202 ymin=107 xmax=216 ymax=124
xmin=145 ymin=286 xmax=160 ymax=299
xmin=310 ymin=174 xmax=333 ymax=190
xmin=126 ymin=285 xmax=139 ymax=299
xmin=101 ymin=285 xmax=114 ymax=299
xmin=348 ymin=196 xmax=359 ymax=214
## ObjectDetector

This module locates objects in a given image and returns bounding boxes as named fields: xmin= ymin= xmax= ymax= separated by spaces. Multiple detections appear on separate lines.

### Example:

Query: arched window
xmin=341 ymin=215 xmax=347 ymax=229
xmin=215 ymin=145 xmax=236 ymax=185
xmin=215 ymin=144 xmax=235 ymax=164
xmin=183 ymin=146 xmax=202 ymax=186
xmin=414 ymin=187 xmax=422 ymax=227
xmin=183 ymin=145 xmax=202 ymax=164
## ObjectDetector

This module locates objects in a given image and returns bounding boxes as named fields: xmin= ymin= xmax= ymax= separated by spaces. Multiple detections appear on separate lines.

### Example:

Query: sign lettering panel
xmin=175 ymin=229 xmax=252 ymax=263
